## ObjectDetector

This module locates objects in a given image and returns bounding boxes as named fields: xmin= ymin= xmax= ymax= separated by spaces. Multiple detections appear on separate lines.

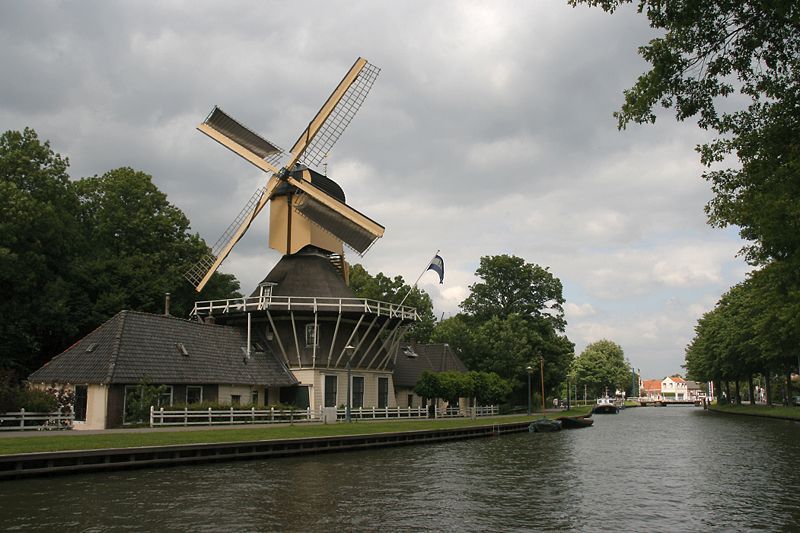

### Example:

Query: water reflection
xmin=1 ymin=407 xmax=799 ymax=531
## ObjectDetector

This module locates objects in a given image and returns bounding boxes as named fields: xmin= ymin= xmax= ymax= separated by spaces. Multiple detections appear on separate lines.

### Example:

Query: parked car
xmin=792 ymin=396 xmax=800 ymax=406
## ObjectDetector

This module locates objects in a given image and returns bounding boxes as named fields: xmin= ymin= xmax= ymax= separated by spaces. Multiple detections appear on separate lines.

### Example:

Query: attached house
xmin=642 ymin=379 xmax=662 ymax=401
xmin=662 ymin=376 xmax=687 ymax=400
xmin=27 ymin=310 xmax=297 ymax=429
xmin=393 ymin=343 xmax=468 ymax=409
xmin=685 ymin=380 xmax=703 ymax=400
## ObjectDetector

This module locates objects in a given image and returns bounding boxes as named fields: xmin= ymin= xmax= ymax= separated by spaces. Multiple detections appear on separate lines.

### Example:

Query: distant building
xmin=642 ymin=379 xmax=662 ymax=401
xmin=685 ymin=380 xmax=703 ymax=400
xmin=662 ymin=376 xmax=687 ymax=400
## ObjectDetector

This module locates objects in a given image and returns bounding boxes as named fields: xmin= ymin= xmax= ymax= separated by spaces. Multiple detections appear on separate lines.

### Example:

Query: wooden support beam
xmin=356 ymin=318 xmax=388 ymax=368
xmin=326 ymin=313 xmax=342 ymax=367
xmin=290 ymin=312 xmax=302 ymax=368
xmin=266 ymin=311 xmax=289 ymax=366
xmin=334 ymin=314 xmax=365 ymax=367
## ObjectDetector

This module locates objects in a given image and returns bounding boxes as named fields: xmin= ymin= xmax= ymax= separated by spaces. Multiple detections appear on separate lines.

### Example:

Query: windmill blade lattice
xmin=184 ymin=185 xmax=266 ymax=288
xmin=300 ymin=62 xmax=380 ymax=168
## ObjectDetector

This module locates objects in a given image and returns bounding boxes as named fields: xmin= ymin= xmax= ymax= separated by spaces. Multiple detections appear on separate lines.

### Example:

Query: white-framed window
xmin=251 ymin=389 xmax=259 ymax=406
xmin=324 ymin=375 xmax=338 ymax=407
xmin=231 ymin=394 xmax=241 ymax=405
xmin=378 ymin=377 xmax=389 ymax=408
xmin=352 ymin=376 xmax=364 ymax=408
xmin=158 ymin=386 xmax=173 ymax=407
xmin=305 ymin=324 xmax=319 ymax=347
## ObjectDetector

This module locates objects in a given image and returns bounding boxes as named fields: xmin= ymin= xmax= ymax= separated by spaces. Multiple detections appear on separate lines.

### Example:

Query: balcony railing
xmin=191 ymin=295 xmax=420 ymax=321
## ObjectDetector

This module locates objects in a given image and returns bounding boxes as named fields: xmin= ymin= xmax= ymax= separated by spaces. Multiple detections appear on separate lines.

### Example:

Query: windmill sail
xmin=299 ymin=61 xmax=380 ymax=167
xmin=293 ymin=186 xmax=384 ymax=254
xmin=185 ymin=177 xmax=279 ymax=291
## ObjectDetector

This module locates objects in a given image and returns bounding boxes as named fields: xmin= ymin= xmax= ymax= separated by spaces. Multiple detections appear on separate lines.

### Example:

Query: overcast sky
xmin=0 ymin=1 xmax=750 ymax=379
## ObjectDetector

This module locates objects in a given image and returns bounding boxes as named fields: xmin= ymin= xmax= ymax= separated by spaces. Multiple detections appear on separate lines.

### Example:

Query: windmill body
xmin=187 ymin=58 xmax=418 ymax=415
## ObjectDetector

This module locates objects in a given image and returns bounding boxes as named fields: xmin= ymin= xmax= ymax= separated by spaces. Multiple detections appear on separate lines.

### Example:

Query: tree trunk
xmin=714 ymin=378 xmax=722 ymax=403
xmin=748 ymin=374 xmax=755 ymax=405
xmin=735 ymin=380 xmax=741 ymax=405
xmin=725 ymin=381 xmax=731 ymax=403
xmin=765 ymin=370 xmax=772 ymax=406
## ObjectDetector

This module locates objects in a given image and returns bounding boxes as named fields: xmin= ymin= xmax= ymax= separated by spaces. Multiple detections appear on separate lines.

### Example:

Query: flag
xmin=427 ymin=254 xmax=444 ymax=284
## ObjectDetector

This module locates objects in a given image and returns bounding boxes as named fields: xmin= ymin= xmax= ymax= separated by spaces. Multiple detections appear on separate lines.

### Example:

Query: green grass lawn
xmin=710 ymin=403 xmax=800 ymax=420
xmin=0 ymin=407 xmax=592 ymax=456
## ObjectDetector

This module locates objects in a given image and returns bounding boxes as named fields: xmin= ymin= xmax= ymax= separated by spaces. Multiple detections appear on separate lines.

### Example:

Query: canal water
xmin=2 ymin=407 xmax=799 ymax=531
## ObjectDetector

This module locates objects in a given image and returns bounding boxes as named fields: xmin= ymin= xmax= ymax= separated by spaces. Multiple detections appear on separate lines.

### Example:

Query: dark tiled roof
xmin=393 ymin=343 xmax=468 ymax=388
xmin=251 ymin=247 xmax=354 ymax=299
xmin=28 ymin=311 xmax=297 ymax=386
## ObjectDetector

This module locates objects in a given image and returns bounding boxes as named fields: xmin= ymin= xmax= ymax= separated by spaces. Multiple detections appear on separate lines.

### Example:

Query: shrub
xmin=18 ymin=389 xmax=57 ymax=412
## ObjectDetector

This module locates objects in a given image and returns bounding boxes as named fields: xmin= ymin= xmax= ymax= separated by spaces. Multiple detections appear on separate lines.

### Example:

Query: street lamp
xmin=629 ymin=359 xmax=636 ymax=401
xmin=344 ymin=344 xmax=355 ymax=423
xmin=539 ymin=356 xmax=546 ymax=415
xmin=526 ymin=364 xmax=534 ymax=416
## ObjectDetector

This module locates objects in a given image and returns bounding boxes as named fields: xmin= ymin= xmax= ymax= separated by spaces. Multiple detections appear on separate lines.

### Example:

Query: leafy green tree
xmin=433 ymin=255 xmax=574 ymax=403
xmin=0 ymin=128 xmax=84 ymax=370
xmin=430 ymin=314 xmax=476 ymax=360
xmin=461 ymin=255 xmax=565 ymax=330
xmin=348 ymin=263 xmax=436 ymax=341
xmin=413 ymin=371 xmax=440 ymax=403
xmin=686 ymin=262 xmax=800 ymax=404
xmin=73 ymin=167 xmax=240 ymax=323
xmin=572 ymin=339 xmax=629 ymax=398
xmin=0 ymin=128 xmax=241 ymax=376
xmin=468 ymin=371 xmax=513 ymax=405
xmin=570 ymin=0 xmax=800 ymax=267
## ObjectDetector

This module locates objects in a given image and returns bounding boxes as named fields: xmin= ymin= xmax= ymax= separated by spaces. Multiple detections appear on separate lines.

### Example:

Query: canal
xmin=1 ymin=407 xmax=799 ymax=531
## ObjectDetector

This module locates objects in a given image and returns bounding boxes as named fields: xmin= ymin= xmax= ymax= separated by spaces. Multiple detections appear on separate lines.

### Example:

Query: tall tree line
xmin=570 ymin=2 xmax=800 ymax=401
xmin=0 ymin=128 xmax=240 ymax=376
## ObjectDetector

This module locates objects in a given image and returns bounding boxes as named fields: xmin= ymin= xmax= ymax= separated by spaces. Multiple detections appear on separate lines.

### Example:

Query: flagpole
xmin=398 ymin=249 xmax=439 ymax=308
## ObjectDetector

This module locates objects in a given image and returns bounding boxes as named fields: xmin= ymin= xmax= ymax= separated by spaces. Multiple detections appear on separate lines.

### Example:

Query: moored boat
xmin=528 ymin=419 xmax=562 ymax=432
xmin=593 ymin=395 xmax=619 ymax=414
xmin=556 ymin=416 xmax=594 ymax=429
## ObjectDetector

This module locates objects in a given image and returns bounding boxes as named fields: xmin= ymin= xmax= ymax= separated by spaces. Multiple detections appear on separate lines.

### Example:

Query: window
xmin=352 ymin=376 xmax=364 ymax=409
xmin=378 ymin=377 xmax=389 ymax=408
xmin=251 ymin=389 xmax=259 ymax=406
xmin=74 ymin=385 xmax=88 ymax=422
xmin=279 ymin=385 xmax=309 ymax=408
xmin=231 ymin=395 xmax=241 ymax=406
xmin=257 ymin=282 xmax=276 ymax=298
xmin=305 ymin=324 xmax=319 ymax=347
xmin=158 ymin=386 xmax=173 ymax=407
xmin=324 ymin=375 xmax=338 ymax=407
xmin=186 ymin=386 xmax=203 ymax=405
xmin=407 ymin=394 xmax=414 ymax=408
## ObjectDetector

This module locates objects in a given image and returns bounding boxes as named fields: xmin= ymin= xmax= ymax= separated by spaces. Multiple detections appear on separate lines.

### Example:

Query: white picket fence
xmin=0 ymin=409 xmax=74 ymax=431
xmin=149 ymin=404 xmax=499 ymax=427
xmin=149 ymin=406 xmax=317 ymax=427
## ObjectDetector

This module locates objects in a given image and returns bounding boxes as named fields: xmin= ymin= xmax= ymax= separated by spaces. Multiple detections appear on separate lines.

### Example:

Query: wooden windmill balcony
xmin=191 ymin=295 xmax=420 ymax=321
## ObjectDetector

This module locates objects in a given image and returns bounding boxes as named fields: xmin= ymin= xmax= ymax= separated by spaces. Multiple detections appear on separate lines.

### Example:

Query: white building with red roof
xmin=662 ymin=375 xmax=688 ymax=400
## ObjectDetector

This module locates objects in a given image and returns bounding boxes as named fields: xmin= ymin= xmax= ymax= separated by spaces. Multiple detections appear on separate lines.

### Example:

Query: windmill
xmin=185 ymin=57 xmax=383 ymax=292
